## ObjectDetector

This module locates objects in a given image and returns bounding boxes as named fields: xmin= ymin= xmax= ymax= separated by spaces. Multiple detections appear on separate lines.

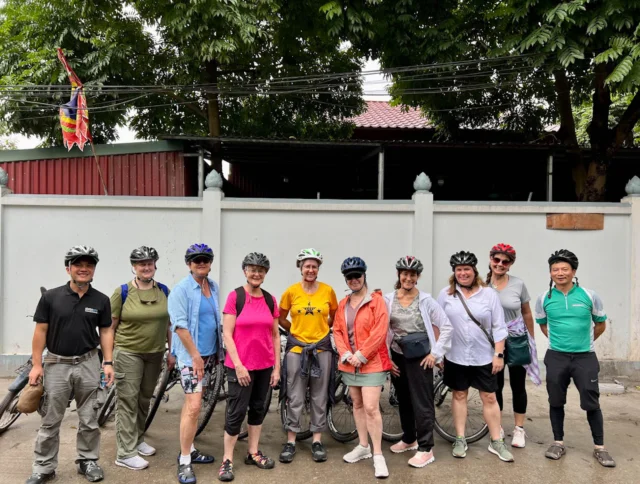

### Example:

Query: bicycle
xmin=433 ymin=367 xmax=489 ymax=443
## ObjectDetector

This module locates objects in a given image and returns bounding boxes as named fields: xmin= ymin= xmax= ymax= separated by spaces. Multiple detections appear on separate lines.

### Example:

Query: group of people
xmin=24 ymin=242 xmax=616 ymax=484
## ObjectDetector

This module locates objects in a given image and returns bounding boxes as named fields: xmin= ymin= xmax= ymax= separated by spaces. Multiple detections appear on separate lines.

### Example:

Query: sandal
xmin=544 ymin=443 xmax=566 ymax=460
xmin=244 ymin=451 xmax=275 ymax=469
xmin=593 ymin=449 xmax=616 ymax=468
xmin=191 ymin=449 xmax=215 ymax=464
xmin=218 ymin=459 xmax=234 ymax=482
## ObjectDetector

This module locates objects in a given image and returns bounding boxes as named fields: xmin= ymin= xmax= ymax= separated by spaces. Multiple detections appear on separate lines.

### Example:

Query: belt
xmin=43 ymin=348 xmax=98 ymax=365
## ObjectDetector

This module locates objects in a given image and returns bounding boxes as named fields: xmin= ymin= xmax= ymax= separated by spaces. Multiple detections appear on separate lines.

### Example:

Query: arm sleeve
xmin=99 ymin=297 xmax=112 ymax=328
xmin=110 ymin=287 xmax=123 ymax=320
xmin=534 ymin=292 xmax=548 ymax=324
xmin=490 ymin=291 xmax=508 ymax=343
xmin=427 ymin=298 xmax=453 ymax=359
xmin=357 ymin=298 xmax=390 ymax=362
xmin=33 ymin=294 xmax=50 ymax=324
xmin=223 ymin=290 xmax=237 ymax=315
xmin=519 ymin=280 xmax=531 ymax=304
xmin=168 ymin=285 xmax=190 ymax=331
xmin=589 ymin=290 xmax=607 ymax=323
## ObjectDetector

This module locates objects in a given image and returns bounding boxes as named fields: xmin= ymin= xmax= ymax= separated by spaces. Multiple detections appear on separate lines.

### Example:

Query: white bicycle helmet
xmin=296 ymin=248 xmax=323 ymax=268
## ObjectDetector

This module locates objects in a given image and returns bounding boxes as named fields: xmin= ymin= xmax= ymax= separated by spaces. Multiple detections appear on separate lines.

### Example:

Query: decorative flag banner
xmin=56 ymin=48 xmax=108 ymax=195
xmin=57 ymin=48 xmax=91 ymax=151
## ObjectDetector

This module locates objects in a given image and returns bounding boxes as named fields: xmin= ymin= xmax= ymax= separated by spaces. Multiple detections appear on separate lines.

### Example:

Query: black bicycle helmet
xmin=130 ymin=246 xmax=159 ymax=263
xmin=396 ymin=255 xmax=424 ymax=274
xmin=64 ymin=245 xmax=99 ymax=266
xmin=341 ymin=257 xmax=367 ymax=275
xmin=184 ymin=243 xmax=214 ymax=264
xmin=548 ymin=249 xmax=578 ymax=270
xmin=242 ymin=252 xmax=271 ymax=271
xmin=449 ymin=251 xmax=478 ymax=270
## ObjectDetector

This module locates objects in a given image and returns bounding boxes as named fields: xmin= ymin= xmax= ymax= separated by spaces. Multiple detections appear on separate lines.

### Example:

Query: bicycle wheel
xmin=0 ymin=392 xmax=22 ymax=433
xmin=327 ymin=376 xmax=357 ymax=443
xmin=380 ymin=375 xmax=403 ymax=442
xmin=238 ymin=386 xmax=273 ymax=440
xmin=97 ymin=385 xmax=117 ymax=426
xmin=195 ymin=361 xmax=224 ymax=436
xmin=433 ymin=378 xmax=489 ymax=443
xmin=145 ymin=361 xmax=174 ymax=433
xmin=279 ymin=391 xmax=312 ymax=441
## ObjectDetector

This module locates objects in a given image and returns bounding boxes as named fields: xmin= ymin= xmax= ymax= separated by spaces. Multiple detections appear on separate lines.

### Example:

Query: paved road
xmin=1 ymin=378 xmax=638 ymax=484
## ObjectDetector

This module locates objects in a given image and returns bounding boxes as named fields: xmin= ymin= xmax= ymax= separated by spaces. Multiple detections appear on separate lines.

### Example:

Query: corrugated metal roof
xmin=351 ymin=101 xmax=431 ymax=129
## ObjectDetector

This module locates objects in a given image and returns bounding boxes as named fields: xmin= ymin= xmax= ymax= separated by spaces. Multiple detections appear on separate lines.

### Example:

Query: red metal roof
xmin=352 ymin=101 xmax=431 ymax=129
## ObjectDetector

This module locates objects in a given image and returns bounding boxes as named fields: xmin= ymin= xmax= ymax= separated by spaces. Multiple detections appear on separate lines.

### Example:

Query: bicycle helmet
xmin=130 ymin=246 xmax=159 ymax=263
xmin=449 ymin=251 xmax=477 ymax=270
xmin=242 ymin=252 xmax=271 ymax=271
xmin=64 ymin=245 xmax=99 ymax=266
xmin=490 ymin=243 xmax=516 ymax=262
xmin=341 ymin=257 xmax=367 ymax=275
xmin=184 ymin=243 xmax=214 ymax=264
xmin=548 ymin=249 xmax=578 ymax=270
xmin=296 ymin=248 xmax=323 ymax=268
xmin=396 ymin=255 xmax=424 ymax=274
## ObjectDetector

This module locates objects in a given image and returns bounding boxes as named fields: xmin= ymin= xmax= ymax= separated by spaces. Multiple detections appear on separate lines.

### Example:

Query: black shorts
xmin=443 ymin=358 xmax=497 ymax=393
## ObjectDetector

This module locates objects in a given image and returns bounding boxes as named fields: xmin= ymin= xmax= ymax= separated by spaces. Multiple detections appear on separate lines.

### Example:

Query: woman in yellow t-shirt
xmin=278 ymin=248 xmax=338 ymax=464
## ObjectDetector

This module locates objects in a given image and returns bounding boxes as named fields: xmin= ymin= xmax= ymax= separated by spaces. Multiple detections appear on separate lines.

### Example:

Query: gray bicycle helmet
xmin=242 ymin=252 xmax=271 ymax=271
xmin=396 ymin=255 xmax=424 ymax=274
xmin=548 ymin=249 xmax=578 ymax=270
xmin=64 ymin=245 xmax=99 ymax=266
xmin=449 ymin=251 xmax=477 ymax=270
xmin=130 ymin=246 xmax=159 ymax=263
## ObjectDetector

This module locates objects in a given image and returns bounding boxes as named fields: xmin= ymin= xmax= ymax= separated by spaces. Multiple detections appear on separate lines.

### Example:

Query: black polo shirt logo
xmin=85 ymin=307 xmax=99 ymax=314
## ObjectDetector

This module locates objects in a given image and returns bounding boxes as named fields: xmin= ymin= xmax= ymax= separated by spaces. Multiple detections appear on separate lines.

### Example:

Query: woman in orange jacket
xmin=333 ymin=257 xmax=391 ymax=479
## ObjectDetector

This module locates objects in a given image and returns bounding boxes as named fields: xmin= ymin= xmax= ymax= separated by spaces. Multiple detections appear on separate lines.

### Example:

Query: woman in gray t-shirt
xmin=486 ymin=244 xmax=538 ymax=449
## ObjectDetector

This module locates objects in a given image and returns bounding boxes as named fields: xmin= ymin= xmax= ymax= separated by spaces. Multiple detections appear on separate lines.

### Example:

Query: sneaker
xmin=452 ymin=437 xmax=467 ymax=458
xmin=137 ymin=442 xmax=156 ymax=456
xmin=244 ymin=450 xmax=275 ymax=469
xmin=343 ymin=444 xmax=373 ymax=463
xmin=115 ymin=456 xmax=149 ymax=470
xmin=390 ymin=441 xmax=418 ymax=454
xmin=279 ymin=442 xmax=296 ymax=463
xmin=488 ymin=439 xmax=515 ymax=462
xmin=25 ymin=472 xmax=56 ymax=484
xmin=511 ymin=427 xmax=526 ymax=448
xmin=218 ymin=459 xmax=234 ymax=482
xmin=408 ymin=450 xmax=435 ymax=468
xmin=311 ymin=441 xmax=327 ymax=462
xmin=373 ymin=455 xmax=389 ymax=479
xmin=77 ymin=461 xmax=104 ymax=482
xmin=176 ymin=460 xmax=196 ymax=484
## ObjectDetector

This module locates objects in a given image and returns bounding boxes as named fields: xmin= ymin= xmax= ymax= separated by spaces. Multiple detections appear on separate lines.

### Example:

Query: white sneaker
xmin=137 ymin=442 xmax=156 ymax=456
xmin=373 ymin=455 xmax=389 ymax=479
xmin=511 ymin=426 xmax=526 ymax=448
xmin=115 ymin=455 xmax=149 ymax=470
xmin=343 ymin=444 xmax=373 ymax=463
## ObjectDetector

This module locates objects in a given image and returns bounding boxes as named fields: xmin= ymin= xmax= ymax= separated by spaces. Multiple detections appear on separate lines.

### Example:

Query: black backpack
xmin=234 ymin=286 xmax=275 ymax=317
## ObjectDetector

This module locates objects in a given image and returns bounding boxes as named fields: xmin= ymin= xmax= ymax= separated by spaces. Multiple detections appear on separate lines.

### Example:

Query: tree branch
xmin=588 ymin=63 xmax=612 ymax=151
xmin=612 ymin=91 xmax=640 ymax=150
xmin=169 ymin=93 xmax=207 ymax=120
xmin=552 ymin=70 xmax=579 ymax=148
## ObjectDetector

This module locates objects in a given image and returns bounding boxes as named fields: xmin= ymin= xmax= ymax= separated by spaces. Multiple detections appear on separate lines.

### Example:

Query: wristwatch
xmin=103 ymin=361 xmax=113 ymax=366
xmin=494 ymin=352 xmax=504 ymax=359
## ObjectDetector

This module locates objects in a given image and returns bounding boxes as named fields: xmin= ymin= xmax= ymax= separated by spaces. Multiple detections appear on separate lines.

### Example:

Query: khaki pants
xmin=33 ymin=351 xmax=101 ymax=474
xmin=114 ymin=348 xmax=164 ymax=459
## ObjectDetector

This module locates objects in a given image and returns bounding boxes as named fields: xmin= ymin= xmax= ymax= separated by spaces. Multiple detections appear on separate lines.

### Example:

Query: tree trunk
xmin=205 ymin=60 xmax=222 ymax=174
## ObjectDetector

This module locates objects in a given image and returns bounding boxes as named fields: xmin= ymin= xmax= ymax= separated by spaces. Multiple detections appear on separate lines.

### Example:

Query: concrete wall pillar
xmin=201 ymin=170 xmax=224 ymax=291
xmin=622 ymin=189 xmax=640 ymax=361
xmin=412 ymin=173 xmax=434 ymax=294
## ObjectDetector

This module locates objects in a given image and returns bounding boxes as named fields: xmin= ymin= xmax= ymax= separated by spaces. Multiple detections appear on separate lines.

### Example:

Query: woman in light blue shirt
xmin=168 ymin=243 xmax=222 ymax=484
xmin=436 ymin=251 xmax=511 ymax=464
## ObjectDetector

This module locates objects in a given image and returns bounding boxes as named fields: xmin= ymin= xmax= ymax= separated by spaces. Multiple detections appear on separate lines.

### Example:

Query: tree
xmin=0 ymin=1 xmax=365 ymax=158
xmin=325 ymin=0 xmax=640 ymax=200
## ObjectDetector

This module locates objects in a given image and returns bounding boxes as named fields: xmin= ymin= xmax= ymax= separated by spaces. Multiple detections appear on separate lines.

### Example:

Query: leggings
xmin=496 ymin=364 xmax=527 ymax=414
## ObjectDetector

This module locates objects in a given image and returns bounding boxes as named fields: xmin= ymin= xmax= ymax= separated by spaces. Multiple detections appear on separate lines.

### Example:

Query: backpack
xmin=121 ymin=282 xmax=169 ymax=306
xmin=235 ymin=286 xmax=275 ymax=317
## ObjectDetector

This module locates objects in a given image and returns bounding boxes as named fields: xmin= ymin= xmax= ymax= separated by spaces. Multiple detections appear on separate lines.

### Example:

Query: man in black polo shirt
xmin=25 ymin=246 xmax=114 ymax=484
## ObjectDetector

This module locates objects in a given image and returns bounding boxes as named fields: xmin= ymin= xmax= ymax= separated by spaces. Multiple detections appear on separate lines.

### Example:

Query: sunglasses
xmin=191 ymin=257 xmax=212 ymax=265
xmin=345 ymin=273 xmax=363 ymax=281
xmin=492 ymin=257 xmax=512 ymax=266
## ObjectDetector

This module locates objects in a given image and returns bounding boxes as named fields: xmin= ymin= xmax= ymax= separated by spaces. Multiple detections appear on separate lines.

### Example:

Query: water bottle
xmin=100 ymin=367 xmax=107 ymax=389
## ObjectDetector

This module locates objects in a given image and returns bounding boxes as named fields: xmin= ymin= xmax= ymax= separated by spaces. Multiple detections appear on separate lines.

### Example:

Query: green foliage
xmin=0 ymin=0 xmax=365 ymax=146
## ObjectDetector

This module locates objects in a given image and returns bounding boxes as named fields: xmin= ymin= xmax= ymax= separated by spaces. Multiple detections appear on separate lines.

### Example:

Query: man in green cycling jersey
xmin=534 ymin=249 xmax=615 ymax=467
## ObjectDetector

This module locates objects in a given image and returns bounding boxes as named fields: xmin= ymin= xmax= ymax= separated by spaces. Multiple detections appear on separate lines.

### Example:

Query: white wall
xmin=0 ymin=188 xmax=638 ymax=376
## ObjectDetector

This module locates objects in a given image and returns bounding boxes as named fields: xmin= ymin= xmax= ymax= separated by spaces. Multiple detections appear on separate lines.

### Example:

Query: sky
xmin=9 ymin=58 xmax=391 ymax=150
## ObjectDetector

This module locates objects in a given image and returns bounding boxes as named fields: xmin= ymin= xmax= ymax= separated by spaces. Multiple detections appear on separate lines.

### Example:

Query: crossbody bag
xmin=455 ymin=290 xmax=495 ymax=349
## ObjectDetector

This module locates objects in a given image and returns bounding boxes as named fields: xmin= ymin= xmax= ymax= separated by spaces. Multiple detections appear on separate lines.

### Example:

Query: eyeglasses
xmin=191 ymin=257 xmax=212 ymax=265
xmin=345 ymin=273 xmax=363 ymax=281
xmin=245 ymin=267 xmax=267 ymax=275
xmin=492 ymin=257 xmax=512 ymax=266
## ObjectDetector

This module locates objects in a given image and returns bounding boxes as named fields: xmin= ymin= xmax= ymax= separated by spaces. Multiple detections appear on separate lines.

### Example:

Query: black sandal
xmin=191 ymin=449 xmax=215 ymax=464
xmin=544 ymin=443 xmax=566 ymax=460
